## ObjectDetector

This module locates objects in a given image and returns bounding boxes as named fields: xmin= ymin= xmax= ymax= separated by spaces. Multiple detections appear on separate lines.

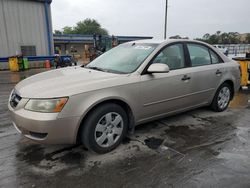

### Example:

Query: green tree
xmin=246 ymin=34 xmax=250 ymax=43
xmin=202 ymin=33 xmax=210 ymax=40
xmin=228 ymin=32 xmax=239 ymax=44
xmin=220 ymin=32 xmax=229 ymax=44
xmin=62 ymin=19 xmax=108 ymax=35
xmin=216 ymin=31 xmax=221 ymax=36
xmin=74 ymin=19 xmax=108 ymax=35
xmin=169 ymin=35 xmax=181 ymax=39
xmin=62 ymin=26 xmax=75 ymax=34
xmin=209 ymin=34 xmax=219 ymax=44
xmin=198 ymin=31 xmax=241 ymax=44
xmin=54 ymin=30 xmax=62 ymax=35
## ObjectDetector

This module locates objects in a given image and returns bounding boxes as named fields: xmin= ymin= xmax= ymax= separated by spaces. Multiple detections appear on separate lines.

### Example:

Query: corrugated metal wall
xmin=0 ymin=0 xmax=52 ymax=57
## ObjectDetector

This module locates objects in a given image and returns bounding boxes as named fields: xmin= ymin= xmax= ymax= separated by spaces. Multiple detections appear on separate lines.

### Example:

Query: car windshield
xmin=85 ymin=43 xmax=157 ymax=74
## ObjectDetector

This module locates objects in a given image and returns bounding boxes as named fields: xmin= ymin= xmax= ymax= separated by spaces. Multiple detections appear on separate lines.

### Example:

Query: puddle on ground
xmin=135 ymin=122 xmax=160 ymax=132
xmin=163 ymin=124 xmax=206 ymax=149
xmin=144 ymin=137 xmax=163 ymax=149
xmin=9 ymin=73 xmax=30 ymax=83
xmin=16 ymin=144 xmax=84 ymax=172
xmin=230 ymin=91 xmax=250 ymax=108
xmin=122 ymin=136 xmax=131 ymax=144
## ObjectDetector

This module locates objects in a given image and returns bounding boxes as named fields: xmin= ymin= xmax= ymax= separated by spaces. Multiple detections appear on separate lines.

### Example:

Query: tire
xmin=211 ymin=83 xmax=232 ymax=112
xmin=81 ymin=103 xmax=128 ymax=154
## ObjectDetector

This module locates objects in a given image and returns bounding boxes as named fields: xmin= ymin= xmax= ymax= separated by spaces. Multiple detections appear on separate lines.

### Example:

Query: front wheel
xmin=211 ymin=83 xmax=232 ymax=112
xmin=81 ymin=103 xmax=128 ymax=154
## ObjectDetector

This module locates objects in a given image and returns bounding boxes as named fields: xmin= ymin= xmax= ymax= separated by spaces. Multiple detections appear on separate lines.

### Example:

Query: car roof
xmin=126 ymin=39 xmax=231 ymax=63
xmin=127 ymin=39 xmax=208 ymax=46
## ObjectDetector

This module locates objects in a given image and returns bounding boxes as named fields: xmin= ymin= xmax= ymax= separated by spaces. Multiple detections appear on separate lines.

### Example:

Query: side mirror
xmin=147 ymin=63 xmax=170 ymax=73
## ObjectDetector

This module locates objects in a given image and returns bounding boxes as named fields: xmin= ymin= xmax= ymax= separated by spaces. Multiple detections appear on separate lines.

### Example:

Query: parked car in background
xmin=9 ymin=39 xmax=241 ymax=153
xmin=214 ymin=45 xmax=228 ymax=56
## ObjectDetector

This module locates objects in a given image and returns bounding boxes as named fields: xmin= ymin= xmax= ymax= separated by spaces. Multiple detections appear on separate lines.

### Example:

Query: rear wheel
xmin=211 ymin=83 xmax=232 ymax=112
xmin=81 ymin=103 xmax=128 ymax=154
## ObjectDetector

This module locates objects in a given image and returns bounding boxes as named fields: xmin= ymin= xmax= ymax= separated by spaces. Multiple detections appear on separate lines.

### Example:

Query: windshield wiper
xmin=86 ymin=66 xmax=126 ymax=74
xmin=86 ymin=66 xmax=106 ymax=72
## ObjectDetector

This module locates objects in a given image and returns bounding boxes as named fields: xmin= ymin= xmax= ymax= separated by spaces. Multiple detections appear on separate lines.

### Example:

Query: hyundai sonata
xmin=9 ymin=39 xmax=241 ymax=153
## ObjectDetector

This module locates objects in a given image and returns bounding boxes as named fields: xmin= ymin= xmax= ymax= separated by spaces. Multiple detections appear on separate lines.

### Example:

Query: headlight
xmin=9 ymin=89 xmax=14 ymax=101
xmin=25 ymin=97 xmax=68 ymax=113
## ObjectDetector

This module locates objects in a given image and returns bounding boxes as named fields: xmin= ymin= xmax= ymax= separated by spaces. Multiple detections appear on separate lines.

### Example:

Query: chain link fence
xmin=221 ymin=44 xmax=250 ymax=55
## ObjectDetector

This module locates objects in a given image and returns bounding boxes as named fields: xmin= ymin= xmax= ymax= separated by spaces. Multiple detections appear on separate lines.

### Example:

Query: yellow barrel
xmin=8 ymin=57 xmax=19 ymax=72
xmin=233 ymin=58 xmax=250 ymax=87
xmin=239 ymin=61 xmax=249 ymax=86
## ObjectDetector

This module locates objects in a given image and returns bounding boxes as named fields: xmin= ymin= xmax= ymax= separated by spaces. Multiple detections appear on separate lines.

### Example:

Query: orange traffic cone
xmin=45 ymin=60 xmax=51 ymax=68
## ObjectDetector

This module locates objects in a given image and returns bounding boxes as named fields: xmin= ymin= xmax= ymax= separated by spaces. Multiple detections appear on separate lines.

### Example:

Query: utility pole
xmin=164 ymin=0 xmax=168 ymax=39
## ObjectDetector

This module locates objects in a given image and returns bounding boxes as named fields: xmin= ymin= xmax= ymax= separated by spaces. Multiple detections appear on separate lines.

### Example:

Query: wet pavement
xmin=1 ymin=69 xmax=250 ymax=188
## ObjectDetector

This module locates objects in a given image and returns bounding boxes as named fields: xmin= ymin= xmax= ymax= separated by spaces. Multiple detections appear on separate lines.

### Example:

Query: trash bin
xmin=233 ymin=57 xmax=250 ymax=87
xmin=17 ymin=56 xmax=24 ymax=71
xmin=23 ymin=58 xmax=29 ymax=70
xmin=8 ymin=57 xmax=19 ymax=72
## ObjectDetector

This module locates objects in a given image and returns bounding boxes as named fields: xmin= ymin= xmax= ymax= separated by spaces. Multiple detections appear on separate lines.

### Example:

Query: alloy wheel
xmin=94 ymin=112 xmax=124 ymax=148
xmin=217 ymin=86 xmax=230 ymax=110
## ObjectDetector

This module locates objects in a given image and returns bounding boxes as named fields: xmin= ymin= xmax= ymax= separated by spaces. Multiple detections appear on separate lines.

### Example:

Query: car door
xmin=139 ymin=43 xmax=196 ymax=122
xmin=185 ymin=43 xmax=225 ymax=105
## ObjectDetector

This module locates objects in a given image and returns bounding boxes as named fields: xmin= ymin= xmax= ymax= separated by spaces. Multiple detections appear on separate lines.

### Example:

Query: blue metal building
xmin=0 ymin=0 xmax=54 ymax=59
xmin=0 ymin=0 xmax=153 ymax=67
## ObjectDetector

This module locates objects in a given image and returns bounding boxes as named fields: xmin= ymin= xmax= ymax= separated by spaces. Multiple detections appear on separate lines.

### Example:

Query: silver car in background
xmin=8 ymin=39 xmax=241 ymax=153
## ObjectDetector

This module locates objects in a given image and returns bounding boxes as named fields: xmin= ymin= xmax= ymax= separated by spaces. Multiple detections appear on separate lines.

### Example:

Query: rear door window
xmin=187 ymin=44 xmax=211 ymax=67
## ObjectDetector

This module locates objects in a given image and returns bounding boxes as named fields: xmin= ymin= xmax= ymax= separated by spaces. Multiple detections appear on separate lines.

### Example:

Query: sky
xmin=51 ymin=0 xmax=250 ymax=39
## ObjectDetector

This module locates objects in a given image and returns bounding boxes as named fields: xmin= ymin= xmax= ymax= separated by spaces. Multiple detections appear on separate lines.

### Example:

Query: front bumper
xmin=8 ymin=103 xmax=81 ymax=144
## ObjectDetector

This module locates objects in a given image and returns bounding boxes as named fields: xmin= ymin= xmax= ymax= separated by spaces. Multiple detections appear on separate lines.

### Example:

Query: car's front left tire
xmin=81 ymin=103 xmax=128 ymax=154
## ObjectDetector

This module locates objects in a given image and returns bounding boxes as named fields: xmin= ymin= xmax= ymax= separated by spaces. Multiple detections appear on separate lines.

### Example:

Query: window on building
xmin=20 ymin=46 xmax=36 ymax=56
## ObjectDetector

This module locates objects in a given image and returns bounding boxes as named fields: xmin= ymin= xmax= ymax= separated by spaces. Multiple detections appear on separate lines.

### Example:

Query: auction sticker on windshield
xmin=134 ymin=46 xmax=152 ymax=50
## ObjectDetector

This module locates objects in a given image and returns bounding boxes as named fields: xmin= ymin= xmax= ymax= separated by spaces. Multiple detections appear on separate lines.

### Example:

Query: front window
xmin=85 ymin=43 xmax=157 ymax=74
xmin=152 ymin=44 xmax=185 ymax=70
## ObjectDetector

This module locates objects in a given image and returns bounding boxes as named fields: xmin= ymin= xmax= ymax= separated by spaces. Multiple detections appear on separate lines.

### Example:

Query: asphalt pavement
xmin=1 ymin=68 xmax=250 ymax=188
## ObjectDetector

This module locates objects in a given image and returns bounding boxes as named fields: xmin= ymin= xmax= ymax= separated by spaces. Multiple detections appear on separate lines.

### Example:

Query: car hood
xmin=15 ymin=66 xmax=128 ymax=98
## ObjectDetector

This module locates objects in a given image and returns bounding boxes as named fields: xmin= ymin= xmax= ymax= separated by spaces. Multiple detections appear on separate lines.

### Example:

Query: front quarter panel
xmin=58 ymin=77 xmax=141 ymax=141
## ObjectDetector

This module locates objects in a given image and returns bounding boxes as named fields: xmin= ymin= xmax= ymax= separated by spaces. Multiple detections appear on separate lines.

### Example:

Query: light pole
xmin=164 ymin=0 xmax=168 ymax=39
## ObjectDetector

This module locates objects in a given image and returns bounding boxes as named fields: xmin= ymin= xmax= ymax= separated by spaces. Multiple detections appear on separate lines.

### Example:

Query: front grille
xmin=10 ymin=91 xmax=22 ymax=108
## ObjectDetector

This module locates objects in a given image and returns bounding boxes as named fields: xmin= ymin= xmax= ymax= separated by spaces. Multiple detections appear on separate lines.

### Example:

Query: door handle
xmin=216 ymin=70 xmax=222 ymax=75
xmin=181 ymin=75 xmax=191 ymax=81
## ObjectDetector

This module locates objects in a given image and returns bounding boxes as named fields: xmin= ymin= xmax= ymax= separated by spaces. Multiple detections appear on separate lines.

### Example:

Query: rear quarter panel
xmin=221 ymin=61 xmax=241 ymax=92
xmin=207 ymin=61 xmax=241 ymax=105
